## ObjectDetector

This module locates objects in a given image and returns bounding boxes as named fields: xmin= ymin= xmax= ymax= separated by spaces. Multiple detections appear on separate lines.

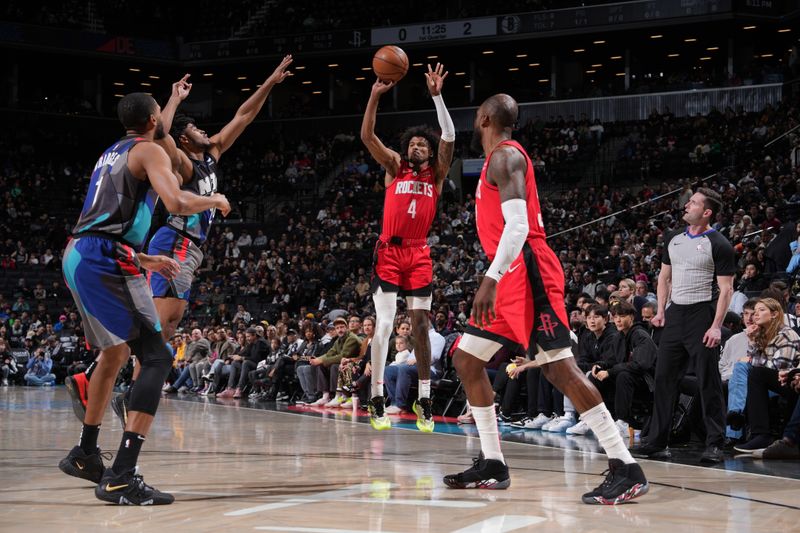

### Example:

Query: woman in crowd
xmin=733 ymin=298 xmax=800 ymax=453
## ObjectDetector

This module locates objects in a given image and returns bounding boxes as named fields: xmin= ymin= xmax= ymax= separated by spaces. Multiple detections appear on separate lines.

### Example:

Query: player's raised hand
xmin=371 ymin=78 xmax=395 ymax=96
xmin=471 ymin=276 xmax=497 ymax=329
xmin=266 ymin=55 xmax=293 ymax=86
xmin=171 ymin=74 xmax=192 ymax=101
xmin=424 ymin=63 xmax=448 ymax=96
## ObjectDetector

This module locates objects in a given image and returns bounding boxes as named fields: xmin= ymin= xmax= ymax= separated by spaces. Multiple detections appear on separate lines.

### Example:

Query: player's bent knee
xmin=127 ymin=331 xmax=173 ymax=416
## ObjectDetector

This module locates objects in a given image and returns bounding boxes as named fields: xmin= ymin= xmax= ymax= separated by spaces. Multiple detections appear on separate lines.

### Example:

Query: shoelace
xmin=99 ymin=451 xmax=113 ymax=461
xmin=597 ymin=465 xmax=618 ymax=490
xmin=420 ymin=399 xmax=433 ymax=418
xmin=131 ymin=474 xmax=150 ymax=493
xmin=370 ymin=399 xmax=385 ymax=417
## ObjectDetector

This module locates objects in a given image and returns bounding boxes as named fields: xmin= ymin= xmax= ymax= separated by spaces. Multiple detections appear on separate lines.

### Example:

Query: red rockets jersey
xmin=381 ymin=161 xmax=439 ymax=240
xmin=475 ymin=139 xmax=546 ymax=260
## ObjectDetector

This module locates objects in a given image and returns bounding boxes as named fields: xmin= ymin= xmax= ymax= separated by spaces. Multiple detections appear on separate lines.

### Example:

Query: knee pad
xmin=127 ymin=330 xmax=173 ymax=416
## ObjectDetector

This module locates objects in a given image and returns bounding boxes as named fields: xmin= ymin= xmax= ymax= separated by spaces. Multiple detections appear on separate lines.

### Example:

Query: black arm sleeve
xmin=708 ymin=230 xmax=736 ymax=276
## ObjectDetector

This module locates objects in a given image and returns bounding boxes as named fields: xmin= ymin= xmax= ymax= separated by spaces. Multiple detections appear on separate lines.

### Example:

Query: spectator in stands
xmin=754 ymin=371 xmax=800 ymax=459
xmin=722 ymin=298 xmax=758 ymax=440
xmin=24 ymin=348 xmax=55 ymax=386
xmin=384 ymin=325 xmax=445 ymax=414
xmin=220 ymin=327 xmax=269 ymax=398
xmin=309 ymin=317 xmax=360 ymax=406
xmin=1 ymin=338 xmax=17 ymax=385
xmin=295 ymin=324 xmax=324 ymax=404
xmin=737 ymin=262 xmax=768 ymax=293
xmin=588 ymin=301 xmax=657 ymax=435
xmin=576 ymin=304 xmax=619 ymax=374
xmin=233 ymin=305 xmax=251 ymax=324
xmin=734 ymin=298 xmax=800 ymax=453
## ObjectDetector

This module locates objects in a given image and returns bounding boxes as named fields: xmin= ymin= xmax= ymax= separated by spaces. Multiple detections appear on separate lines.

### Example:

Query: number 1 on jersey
xmin=91 ymin=175 xmax=104 ymax=208
xmin=407 ymin=199 xmax=417 ymax=219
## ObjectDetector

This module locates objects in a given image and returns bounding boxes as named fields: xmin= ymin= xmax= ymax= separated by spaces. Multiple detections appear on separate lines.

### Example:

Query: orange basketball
xmin=372 ymin=45 xmax=409 ymax=83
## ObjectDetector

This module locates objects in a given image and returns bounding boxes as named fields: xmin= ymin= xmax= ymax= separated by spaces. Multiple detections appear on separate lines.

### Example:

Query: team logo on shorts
xmin=537 ymin=313 xmax=558 ymax=338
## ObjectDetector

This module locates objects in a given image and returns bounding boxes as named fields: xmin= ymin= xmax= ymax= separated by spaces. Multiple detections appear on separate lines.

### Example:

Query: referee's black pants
xmin=647 ymin=302 xmax=725 ymax=448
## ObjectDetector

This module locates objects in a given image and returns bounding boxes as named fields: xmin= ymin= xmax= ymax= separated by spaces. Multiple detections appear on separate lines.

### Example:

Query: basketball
xmin=372 ymin=45 xmax=409 ymax=83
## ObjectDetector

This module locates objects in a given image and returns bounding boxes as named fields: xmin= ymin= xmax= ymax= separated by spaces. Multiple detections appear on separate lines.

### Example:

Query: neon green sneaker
xmin=413 ymin=398 xmax=435 ymax=433
xmin=368 ymin=395 xmax=391 ymax=431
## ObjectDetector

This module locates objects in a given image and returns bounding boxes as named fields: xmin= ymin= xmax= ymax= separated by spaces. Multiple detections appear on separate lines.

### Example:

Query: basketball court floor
xmin=2 ymin=387 xmax=799 ymax=532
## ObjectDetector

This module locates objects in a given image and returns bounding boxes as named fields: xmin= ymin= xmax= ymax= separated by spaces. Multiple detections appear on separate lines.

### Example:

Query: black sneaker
xmin=111 ymin=393 xmax=128 ymax=430
xmin=733 ymin=434 xmax=773 ymax=453
xmin=582 ymin=459 xmax=649 ymax=505
xmin=58 ymin=445 xmax=110 ymax=484
xmin=630 ymin=444 xmax=671 ymax=460
xmin=95 ymin=467 xmax=174 ymax=505
xmin=700 ymin=445 xmax=724 ymax=464
xmin=443 ymin=454 xmax=510 ymax=489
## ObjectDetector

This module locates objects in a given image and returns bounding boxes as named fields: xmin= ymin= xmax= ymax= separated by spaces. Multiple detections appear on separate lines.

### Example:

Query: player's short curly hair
xmin=400 ymin=125 xmax=439 ymax=164
xmin=170 ymin=114 xmax=195 ymax=145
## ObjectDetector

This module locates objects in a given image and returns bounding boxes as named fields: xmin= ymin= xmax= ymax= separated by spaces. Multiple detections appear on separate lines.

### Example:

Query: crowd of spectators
xmin=2 ymin=89 xmax=800 ymax=458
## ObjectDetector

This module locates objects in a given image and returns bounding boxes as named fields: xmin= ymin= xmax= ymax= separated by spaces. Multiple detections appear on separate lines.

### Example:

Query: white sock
xmin=563 ymin=396 xmax=576 ymax=417
xmin=581 ymin=403 xmax=636 ymax=464
xmin=471 ymin=405 xmax=505 ymax=463
xmin=418 ymin=379 xmax=431 ymax=399
xmin=320 ymin=392 xmax=330 ymax=402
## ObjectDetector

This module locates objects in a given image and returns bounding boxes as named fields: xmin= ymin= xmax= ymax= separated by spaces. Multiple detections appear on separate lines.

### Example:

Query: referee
xmin=632 ymin=187 xmax=734 ymax=464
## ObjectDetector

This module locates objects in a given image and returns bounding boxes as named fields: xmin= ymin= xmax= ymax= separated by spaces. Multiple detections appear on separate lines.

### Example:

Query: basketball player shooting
xmin=442 ymin=94 xmax=649 ymax=505
xmin=360 ymin=63 xmax=454 ymax=432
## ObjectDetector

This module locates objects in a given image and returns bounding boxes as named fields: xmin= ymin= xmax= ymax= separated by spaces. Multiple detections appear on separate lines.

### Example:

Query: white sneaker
xmin=510 ymin=413 xmax=551 ymax=429
xmin=177 ymin=385 xmax=189 ymax=393
xmin=529 ymin=412 xmax=553 ymax=429
xmin=325 ymin=396 xmax=345 ymax=408
xmin=544 ymin=414 xmax=577 ymax=433
xmin=615 ymin=419 xmax=630 ymax=437
xmin=312 ymin=395 xmax=330 ymax=406
xmin=566 ymin=419 xmax=592 ymax=435
xmin=384 ymin=405 xmax=403 ymax=414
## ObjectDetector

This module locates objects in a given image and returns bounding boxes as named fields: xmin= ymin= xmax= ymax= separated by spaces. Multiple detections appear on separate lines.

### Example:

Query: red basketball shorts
xmin=466 ymin=239 xmax=571 ymax=357
xmin=372 ymin=240 xmax=432 ymax=297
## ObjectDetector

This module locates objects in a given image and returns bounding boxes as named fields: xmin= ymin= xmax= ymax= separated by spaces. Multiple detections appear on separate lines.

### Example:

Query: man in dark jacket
xmin=590 ymin=301 xmax=657 ymax=432
xmin=577 ymin=304 xmax=619 ymax=373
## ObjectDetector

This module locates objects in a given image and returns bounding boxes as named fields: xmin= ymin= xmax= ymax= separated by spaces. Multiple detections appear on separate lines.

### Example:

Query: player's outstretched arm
xmin=425 ymin=63 xmax=454 ymax=189
xmin=157 ymin=74 xmax=194 ymax=183
xmin=132 ymin=142 xmax=230 ymax=217
xmin=361 ymin=79 xmax=401 ymax=183
xmin=209 ymin=55 xmax=293 ymax=160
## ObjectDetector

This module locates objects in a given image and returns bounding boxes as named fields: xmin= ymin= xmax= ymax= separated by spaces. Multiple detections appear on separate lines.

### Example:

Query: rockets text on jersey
xmin=380 ymin=161 xmax=439 ymax=241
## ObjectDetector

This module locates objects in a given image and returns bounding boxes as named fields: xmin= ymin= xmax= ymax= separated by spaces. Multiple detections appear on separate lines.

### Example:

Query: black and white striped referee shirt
xmin=662 ymin=228 xmax=736 ymax=305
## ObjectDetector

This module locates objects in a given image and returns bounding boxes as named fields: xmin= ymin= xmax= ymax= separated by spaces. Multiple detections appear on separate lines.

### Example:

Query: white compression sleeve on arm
xmin=485 ymin=198 xmax=529 ymax=282
xmin=432 ymin=95 xmax=455 ymax=142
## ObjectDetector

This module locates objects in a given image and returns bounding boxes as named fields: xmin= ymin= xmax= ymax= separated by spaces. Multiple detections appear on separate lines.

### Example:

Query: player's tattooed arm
xmin=486 ymin=146 xmax=527 ymax=202
xmin=361 ymin=79 xmax=401 ymax=186
xmin=426 ymin=63 xmax=455 ymax=190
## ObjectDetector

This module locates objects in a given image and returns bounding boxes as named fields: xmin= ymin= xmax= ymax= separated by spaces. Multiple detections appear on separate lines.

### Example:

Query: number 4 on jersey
xmin=407 ymin=199 xmax=417 ymax=219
